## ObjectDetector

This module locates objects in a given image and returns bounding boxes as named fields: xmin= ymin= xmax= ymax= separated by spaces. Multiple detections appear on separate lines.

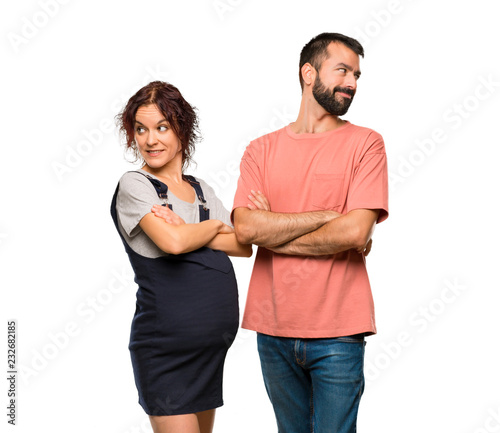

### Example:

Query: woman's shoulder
xmin=119 ymin=170 xmax=152 ymax=185
xmin=118 ymin=170 xmax=157 ymax=196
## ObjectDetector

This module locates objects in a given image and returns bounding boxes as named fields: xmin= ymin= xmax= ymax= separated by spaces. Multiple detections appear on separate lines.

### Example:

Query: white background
xmin=2 ymin=1 xmax=500 ymax=432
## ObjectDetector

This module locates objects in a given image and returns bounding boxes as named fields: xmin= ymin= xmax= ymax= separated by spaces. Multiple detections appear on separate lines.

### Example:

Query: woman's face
xmin=134 ymin=104 xmax=182 ymax=171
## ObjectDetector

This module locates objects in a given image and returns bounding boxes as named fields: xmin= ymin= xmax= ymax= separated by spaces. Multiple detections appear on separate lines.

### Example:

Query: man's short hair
xmin=299 ymin=33 xmax=364 ymax=90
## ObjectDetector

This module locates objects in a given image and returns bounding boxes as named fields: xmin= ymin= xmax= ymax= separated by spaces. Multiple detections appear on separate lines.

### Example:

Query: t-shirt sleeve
xmin=231 ymin=141 xmax=264 ymax=223
xmin=198 ymin=179 xmax=233 ymax=227
xmin=116 ymin=172 xmax=158 ymax=237
xmin=346 ymin=132 xmax=389 ymax=223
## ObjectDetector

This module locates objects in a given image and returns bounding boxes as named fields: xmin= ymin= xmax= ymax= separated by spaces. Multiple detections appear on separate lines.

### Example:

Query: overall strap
xmin=134 ymin=171 xmax=210 ymax=221
xmin=184 ymin=175 xmax=210 ymax=222
xmin=134 ymin=171 xmax=172 ymax=210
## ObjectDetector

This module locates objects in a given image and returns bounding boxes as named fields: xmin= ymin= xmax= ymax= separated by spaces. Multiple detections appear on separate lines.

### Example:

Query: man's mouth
xmin=336 ymin=92 xmax=352 ymax=99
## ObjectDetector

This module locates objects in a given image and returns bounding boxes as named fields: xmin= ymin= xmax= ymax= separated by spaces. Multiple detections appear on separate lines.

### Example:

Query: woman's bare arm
xmin=140 ymin=212 xmax=225 ymax=255
xmin=206 ymin=234 xmax=253 ymax=257
xmin=149 ymin=205 xmax=252 ymax=257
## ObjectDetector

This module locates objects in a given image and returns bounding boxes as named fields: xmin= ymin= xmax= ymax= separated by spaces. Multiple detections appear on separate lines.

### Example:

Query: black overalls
xmin=110 ymin=172 xmax=239 ymax=416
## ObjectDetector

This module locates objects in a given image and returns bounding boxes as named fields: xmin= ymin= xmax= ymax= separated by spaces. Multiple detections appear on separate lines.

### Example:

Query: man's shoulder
xmin=343 ymin=122 xmax=386 ymax=155
xmin=242 ymin=126 xmax=287 ymax=158
xmin=346 ymin=122 xmax=383 ymax=140
xmin=250 ymin=126 xmax=287 ymax=146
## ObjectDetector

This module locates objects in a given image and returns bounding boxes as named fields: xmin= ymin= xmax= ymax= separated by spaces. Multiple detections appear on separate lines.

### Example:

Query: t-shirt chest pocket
xmin=311 ymin=173 xmax=345 ymax=210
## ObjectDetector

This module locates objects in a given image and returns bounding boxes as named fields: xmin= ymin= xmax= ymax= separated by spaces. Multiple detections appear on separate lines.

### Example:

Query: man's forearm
xmin=233 ymin=207 xmax=341 ymax=248
xmin=269 ymin=209 xmax=379 ymax=256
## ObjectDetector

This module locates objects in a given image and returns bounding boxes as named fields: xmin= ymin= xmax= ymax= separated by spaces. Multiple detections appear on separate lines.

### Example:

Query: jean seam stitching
xmin=294 ymin=339 xmax=307 ymax=366
xmin=310 ymin=382 xmax=314 ymax=433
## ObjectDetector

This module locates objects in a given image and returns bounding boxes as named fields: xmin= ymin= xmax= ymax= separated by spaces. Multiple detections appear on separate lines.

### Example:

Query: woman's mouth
xmin=147 ymin=150 xmax=164 ymax=156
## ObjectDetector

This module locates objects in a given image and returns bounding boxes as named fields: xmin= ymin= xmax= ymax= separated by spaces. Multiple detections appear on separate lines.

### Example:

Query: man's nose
xmin=344 ymin=73 xmax=357 ymax=89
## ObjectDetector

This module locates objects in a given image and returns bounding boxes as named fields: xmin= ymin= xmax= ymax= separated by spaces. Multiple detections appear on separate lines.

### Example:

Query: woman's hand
xmin=207 ymin=223 xmax=252 ymax=257
xmin=151 ymin=204 xmax=186 ymax=226
xmin=247 ymin=190 xmax=270 ymax=211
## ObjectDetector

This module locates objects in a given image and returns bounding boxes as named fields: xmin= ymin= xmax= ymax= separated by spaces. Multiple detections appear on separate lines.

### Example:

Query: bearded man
xmin=232 ymin=32 xmax=389 ymax=433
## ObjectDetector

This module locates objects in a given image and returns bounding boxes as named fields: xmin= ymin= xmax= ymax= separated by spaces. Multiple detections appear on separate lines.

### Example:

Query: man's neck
xmin=290 ymin=96 xmax=346 ymax=134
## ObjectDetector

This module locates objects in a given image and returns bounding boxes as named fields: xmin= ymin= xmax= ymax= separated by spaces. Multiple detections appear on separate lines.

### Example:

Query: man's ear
xmin=301 ymin=62 xmax=316 ymax=88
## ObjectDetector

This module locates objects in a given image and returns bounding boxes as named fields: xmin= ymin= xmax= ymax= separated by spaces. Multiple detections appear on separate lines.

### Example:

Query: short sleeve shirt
xmin=116 ymin=169 xmax=232 ymax=258
xmin=232 ymin=122 xmax=389 ymax=338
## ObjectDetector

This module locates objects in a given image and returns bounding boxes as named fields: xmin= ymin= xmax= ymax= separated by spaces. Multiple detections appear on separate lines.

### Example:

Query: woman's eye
xmin=136 ymin=126 xmax=145 ymax=134
xmin=158 ymin=125 xmax=168 ymax=132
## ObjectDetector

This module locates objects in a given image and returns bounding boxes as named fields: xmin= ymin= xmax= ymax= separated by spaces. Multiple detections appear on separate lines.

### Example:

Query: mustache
xmin=333 ymin=86 xmax=355 ymax=97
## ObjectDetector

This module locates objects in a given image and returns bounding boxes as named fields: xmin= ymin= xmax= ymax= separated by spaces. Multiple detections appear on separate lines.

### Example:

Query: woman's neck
xmin=142 ymin=157 xmax=184 ymax=185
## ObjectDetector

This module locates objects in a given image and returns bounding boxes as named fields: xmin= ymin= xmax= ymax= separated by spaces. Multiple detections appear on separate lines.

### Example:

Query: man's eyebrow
xmin=335 ymin=62 xmax=362 ymax=76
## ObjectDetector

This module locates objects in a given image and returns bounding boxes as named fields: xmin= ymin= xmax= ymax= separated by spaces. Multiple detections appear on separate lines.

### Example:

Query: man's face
xmin=311 ymin=42 xmax=361 ymax=116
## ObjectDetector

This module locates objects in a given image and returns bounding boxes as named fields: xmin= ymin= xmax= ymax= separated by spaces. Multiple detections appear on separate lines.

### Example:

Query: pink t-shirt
xmin=232 ymin=122 xmax=389 ymax=338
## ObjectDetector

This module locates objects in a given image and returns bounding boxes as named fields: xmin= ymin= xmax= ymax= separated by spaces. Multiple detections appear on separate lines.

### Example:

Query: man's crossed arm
xmin=233 ymin=191 xmax=378 ymax=256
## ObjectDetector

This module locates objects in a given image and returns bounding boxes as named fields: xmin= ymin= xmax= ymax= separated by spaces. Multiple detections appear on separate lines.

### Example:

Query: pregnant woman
xmin=110 ymin=81 xmax=251 ymax=433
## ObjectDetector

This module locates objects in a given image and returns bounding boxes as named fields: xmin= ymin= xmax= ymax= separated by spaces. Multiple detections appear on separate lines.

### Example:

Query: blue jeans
xmin=257 ymin=333 xmax=366 ymax=433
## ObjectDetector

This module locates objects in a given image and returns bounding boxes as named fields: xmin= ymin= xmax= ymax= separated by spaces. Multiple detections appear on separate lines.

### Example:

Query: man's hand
xmin=357 ymin=238 xmax=373 ymax=256
xmin=151 ymin=204 xmax=186 ymax=226
xmin=247 ymin=190 xmax=271 ymax=211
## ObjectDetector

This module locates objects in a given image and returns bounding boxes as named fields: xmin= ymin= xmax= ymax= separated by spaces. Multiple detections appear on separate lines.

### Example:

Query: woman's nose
xmin=146 ymin=131 xmax=158 ymax=145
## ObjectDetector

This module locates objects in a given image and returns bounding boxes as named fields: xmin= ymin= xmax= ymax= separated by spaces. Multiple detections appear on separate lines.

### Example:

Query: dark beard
xmin=312 ymin=76 xmax=354 ymax=116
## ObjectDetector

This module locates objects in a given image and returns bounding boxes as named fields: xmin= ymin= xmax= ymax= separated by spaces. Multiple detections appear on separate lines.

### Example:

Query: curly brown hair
xmin=116 ymin=81 xmax=201 ymax=170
